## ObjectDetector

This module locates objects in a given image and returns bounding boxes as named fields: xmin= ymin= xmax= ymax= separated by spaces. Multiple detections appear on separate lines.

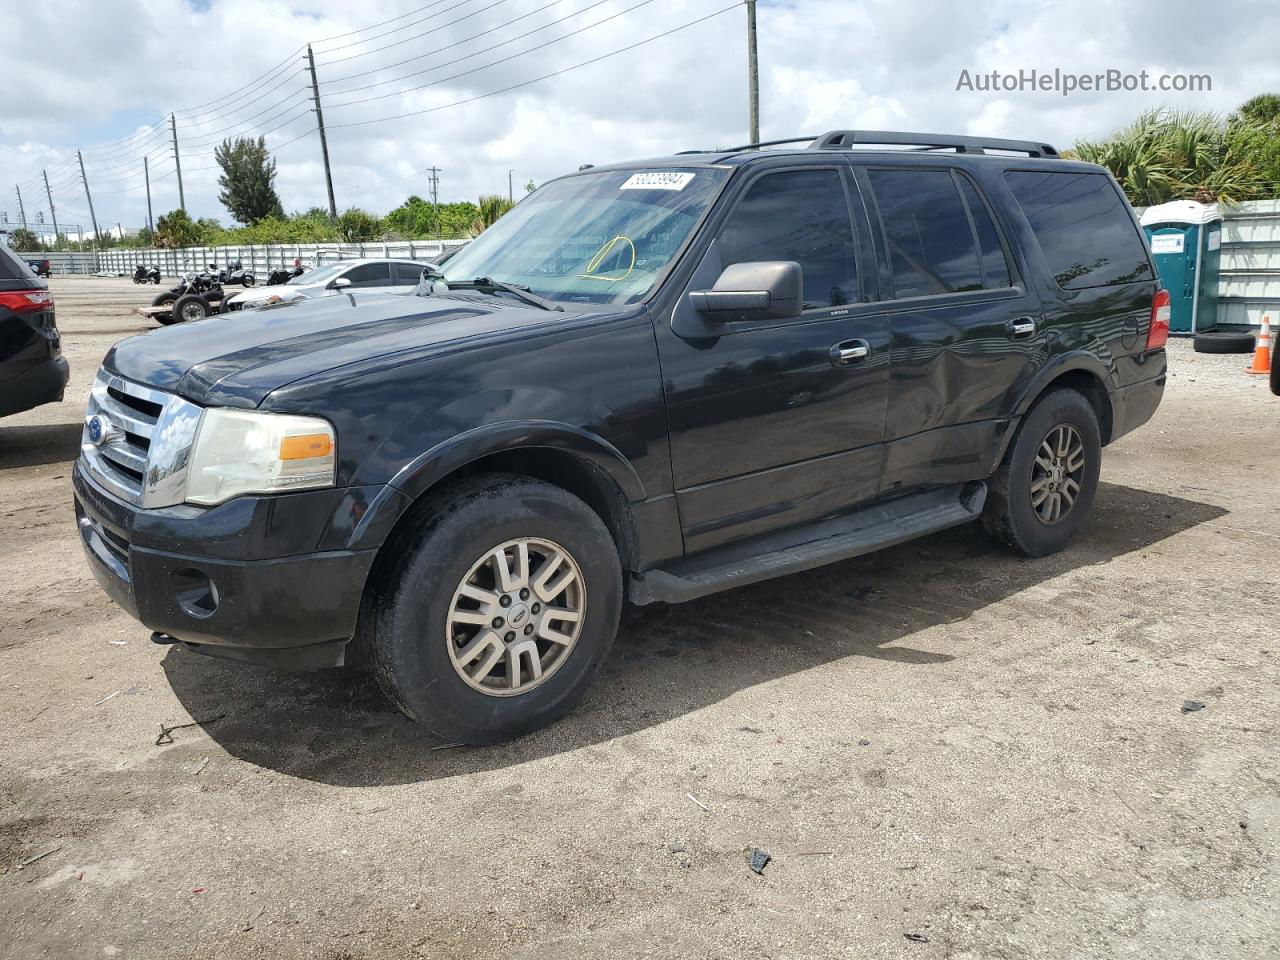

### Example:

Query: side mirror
xmin=330 ymin=276 xmax=352 ymax=290
xmin=688 ymin=261 xmax=802 ymax=321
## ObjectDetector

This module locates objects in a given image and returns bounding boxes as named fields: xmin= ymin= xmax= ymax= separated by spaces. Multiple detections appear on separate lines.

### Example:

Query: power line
xmin=310 ymin=0 xmax=456 ymax=44
xmin=316 ymin=0 xmax=514 ymax=65
xmin=328 ymin=2 xmax=740 ymax=129
xmin=321 ymin=0 xmax=618 ymax=92
xmin=326 ymin=0 xmax=661 ymax=109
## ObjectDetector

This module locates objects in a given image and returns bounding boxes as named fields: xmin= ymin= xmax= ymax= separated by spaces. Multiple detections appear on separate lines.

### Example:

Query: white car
xmin=224 ymin=258 xmax=427 ymax=311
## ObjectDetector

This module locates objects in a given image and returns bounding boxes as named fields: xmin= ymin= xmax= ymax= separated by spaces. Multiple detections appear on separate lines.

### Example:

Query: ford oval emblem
xmin=86 ymin=414 xmax=116 ymax=446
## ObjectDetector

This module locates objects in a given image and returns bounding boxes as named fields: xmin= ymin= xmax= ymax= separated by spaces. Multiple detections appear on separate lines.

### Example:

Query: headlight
xmin=184 ymin=408 xmax=336 ymax=506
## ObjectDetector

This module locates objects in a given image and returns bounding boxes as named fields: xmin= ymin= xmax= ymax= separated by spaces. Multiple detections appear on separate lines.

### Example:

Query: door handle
xmin=830 ymin=339 xmax=870 ymax=366
xmin=1006 ymin=317 xmax=1037 ymax=339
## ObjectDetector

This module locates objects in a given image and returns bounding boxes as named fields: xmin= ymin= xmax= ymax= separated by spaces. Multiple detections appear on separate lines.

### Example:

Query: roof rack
xmin=809 ymin=130 xmax=1059 ymax=157
xmin=679 ymin=131 xmax=1059 ymax=158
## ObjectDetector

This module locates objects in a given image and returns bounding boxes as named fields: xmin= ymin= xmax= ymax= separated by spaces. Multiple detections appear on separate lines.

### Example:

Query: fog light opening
xmin=172 ymin=568 xmax=219 ymax=618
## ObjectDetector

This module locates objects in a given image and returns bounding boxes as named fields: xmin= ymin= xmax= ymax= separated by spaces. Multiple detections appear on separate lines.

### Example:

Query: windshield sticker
xmin=620 ymin=172 xmax=695 ymax=191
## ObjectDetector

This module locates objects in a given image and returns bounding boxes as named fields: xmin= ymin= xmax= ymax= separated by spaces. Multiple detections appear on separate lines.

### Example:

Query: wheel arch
xmin=996 ymin=357 xmax=1115 ymax=467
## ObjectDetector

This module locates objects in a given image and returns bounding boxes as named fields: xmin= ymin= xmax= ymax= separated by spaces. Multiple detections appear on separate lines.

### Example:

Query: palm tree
xmin=469 ymin=195 xmax=514 ymax=236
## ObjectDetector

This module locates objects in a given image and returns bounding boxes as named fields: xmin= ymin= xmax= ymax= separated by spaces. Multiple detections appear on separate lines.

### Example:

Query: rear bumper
xmin=0 ymin=355 xmax=69 ymax=417
xmin=1108 ymin=359 xmax=1166 ymax=444
xmin=73 ymin=463 xmax=379 ymax=670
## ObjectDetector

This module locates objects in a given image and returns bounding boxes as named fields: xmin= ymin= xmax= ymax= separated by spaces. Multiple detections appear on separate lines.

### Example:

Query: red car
xmin=26 ymin=258 xmax=51 ymax=278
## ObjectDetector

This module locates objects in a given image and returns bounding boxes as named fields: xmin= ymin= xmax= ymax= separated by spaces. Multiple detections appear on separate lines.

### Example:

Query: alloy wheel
xmin=1030 ymin=423 xmax=1086 ymax=524
xmin=445 ymin=537 xmax=585 ymax=696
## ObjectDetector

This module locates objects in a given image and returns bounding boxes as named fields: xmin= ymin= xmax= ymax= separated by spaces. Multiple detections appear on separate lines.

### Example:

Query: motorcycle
xmin=214 ymin=260 xmax=256 ymax=287
xmin=132 ymin=264 xmax=161 ymax=284
xmin=266 ymin=263 xmax=305 ymax=286
xmin=150 ymin=269 xmax=224 ymax=325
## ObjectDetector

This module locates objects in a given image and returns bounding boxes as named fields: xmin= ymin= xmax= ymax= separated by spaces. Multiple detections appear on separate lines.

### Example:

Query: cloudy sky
xmin=3 ymin=0 xmax=1278 ymax=234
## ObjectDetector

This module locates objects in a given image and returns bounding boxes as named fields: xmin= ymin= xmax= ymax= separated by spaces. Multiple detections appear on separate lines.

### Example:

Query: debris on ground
xmin=93 ymin=691 xmax=121 ymax=706
xmin=748 ymin=848 xmax=771 ymax=875
xmin=1181 ymin=700 xmax=1206 ymax=713
xmin=904 ymin=932 xmax=930 ymax=943
xmin=687 ymin=793 xmax=710 ymax=812
xmin=17 ymin=846 xmax=62 ymax=869
xmin=155 ymin=714 xmax=225 ymax=745
xmin=191 ymin=757 xmax=210 ymax=776
xmin=738 ymin=725 xmax=763 ymax=734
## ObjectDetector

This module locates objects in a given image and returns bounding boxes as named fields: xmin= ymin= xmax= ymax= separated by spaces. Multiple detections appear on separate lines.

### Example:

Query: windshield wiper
xmin=446 ymin=276 xmax=562 ymax=312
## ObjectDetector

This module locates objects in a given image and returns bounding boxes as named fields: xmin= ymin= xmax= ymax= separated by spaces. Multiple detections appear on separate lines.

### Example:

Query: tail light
xmin=0 ymin=290 xmax=53 ymax=314
xmin=1147 ymin=289 xmax=1170 ymax=350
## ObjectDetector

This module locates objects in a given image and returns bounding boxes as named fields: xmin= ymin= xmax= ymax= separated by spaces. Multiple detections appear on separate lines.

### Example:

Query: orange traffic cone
xmin=1247 ymin=315 xmax=1273 ymax=376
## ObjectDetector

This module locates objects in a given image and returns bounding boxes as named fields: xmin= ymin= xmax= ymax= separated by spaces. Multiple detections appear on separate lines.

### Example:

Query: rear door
xmin=390 ymin=261 xmax=427 ymax=295
xmin=855 ymin=162 xmax=1044 ymax=496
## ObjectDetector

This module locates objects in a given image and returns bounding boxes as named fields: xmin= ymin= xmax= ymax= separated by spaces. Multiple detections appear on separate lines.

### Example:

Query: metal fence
xmin=20 ymin=240 xmax=469 ymax=279
xmin=1217 ymin=200 xmax=1280 ymax=326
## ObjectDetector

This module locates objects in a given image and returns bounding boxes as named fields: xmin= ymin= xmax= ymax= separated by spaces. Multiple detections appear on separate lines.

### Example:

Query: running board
xmin=629 ymin=482 xmax=986 ymax=605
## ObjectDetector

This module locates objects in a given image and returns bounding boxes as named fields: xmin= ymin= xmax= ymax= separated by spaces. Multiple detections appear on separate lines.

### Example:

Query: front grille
xmin=80 ymin=370 xmax=204 ymax=509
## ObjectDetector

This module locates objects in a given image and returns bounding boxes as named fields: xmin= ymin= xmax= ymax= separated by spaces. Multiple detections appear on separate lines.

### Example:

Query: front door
xmin=656 ymin=164 xmax=890 ymax=554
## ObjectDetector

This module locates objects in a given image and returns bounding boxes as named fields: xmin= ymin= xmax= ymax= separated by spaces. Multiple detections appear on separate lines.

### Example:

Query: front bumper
xmin=73 ymin=463 xmax=380 ymax=670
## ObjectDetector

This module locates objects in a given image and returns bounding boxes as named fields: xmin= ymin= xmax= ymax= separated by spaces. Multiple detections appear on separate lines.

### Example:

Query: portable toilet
xmin=1140 ymin=200 xmax=1223 ymax=334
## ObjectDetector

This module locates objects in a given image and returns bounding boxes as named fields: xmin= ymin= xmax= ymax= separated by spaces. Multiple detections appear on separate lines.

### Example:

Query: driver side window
xmin=717 ymin=169 xmax=859 ymax=310
xmin=342 ymin=263 xmax=391 ymax=288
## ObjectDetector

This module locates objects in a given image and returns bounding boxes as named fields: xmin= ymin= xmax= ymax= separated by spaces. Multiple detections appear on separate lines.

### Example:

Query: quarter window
xmin=1005 ymin=171 xmax=1153 ymax=289
xmin=717 ymin=169 xmax=858 ymax=309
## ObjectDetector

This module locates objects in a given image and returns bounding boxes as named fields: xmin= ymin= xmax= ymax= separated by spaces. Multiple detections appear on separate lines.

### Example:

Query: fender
xmin=345 ymin=420 xmax=647 ymax=551
xmin=1011 ymin=350 xmax=1116 ymax=418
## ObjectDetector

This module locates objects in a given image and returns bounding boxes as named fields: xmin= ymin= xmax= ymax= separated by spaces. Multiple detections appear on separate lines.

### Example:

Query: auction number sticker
xmin=620 ymin=172 xmax=695 ymax=191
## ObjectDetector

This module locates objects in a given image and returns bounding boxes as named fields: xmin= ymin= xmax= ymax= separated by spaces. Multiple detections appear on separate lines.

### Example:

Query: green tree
xmin=336 ymin=207 xmax=381 ymax=241
xmin=524 ymin=179 xmax=537 ymax=194
xmin=154 ymin=209 xmax=202 ymax=248
xmin=8 ymin=228 xmax=39 ymax=251
xmin=215 ymin=136 xmax=284 ymax=225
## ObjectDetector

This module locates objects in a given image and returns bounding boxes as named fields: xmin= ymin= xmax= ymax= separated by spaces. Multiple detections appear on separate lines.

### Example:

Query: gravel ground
xmin=1 ymin=277 xmax=1277 ymax=960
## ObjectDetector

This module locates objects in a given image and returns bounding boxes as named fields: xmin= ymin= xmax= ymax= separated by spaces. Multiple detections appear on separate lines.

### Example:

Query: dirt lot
xmin=1 ymin=276 xmax=1277 ymax=960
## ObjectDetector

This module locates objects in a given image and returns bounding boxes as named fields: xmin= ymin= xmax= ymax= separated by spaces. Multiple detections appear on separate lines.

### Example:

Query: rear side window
xmin=392 ymin=262 xmax=424 ymax=285
xmin=343 ymin=262 xmax=391 ymax=288
xmin=869 ymin=169 xmax=989 ymax=297
xmin=717 ymin=169 xmax=858 ymax=309
xmin=1005 ymin=171 xmax=1153 ymax=289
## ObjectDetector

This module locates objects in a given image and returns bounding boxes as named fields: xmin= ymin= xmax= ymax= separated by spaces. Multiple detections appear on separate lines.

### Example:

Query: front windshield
xmin=290 ymin=263 xmax=347 ymax=286
xmin=439 ymin=167 xmax=729 ymax=305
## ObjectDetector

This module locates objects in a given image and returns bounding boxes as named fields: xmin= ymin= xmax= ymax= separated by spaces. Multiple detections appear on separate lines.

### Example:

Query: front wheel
xmin=982 ymin=387 xmax=1102 ymax=557
xmin=371 ymin=475 xmax=622 ymax=744
xmin=241 ymin=274 xmax=256 ymax=287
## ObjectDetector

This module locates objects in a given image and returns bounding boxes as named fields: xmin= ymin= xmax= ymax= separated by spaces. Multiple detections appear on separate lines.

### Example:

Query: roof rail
xmin=809 ymin=130 xmax=1059 ymax=158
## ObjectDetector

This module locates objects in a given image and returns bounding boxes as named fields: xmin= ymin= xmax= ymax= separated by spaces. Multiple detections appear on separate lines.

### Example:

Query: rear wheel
xmin=982 ymin=388 xmax=1102 ymax=557
xmin=371 ymin=475 xmax=622 ymax=743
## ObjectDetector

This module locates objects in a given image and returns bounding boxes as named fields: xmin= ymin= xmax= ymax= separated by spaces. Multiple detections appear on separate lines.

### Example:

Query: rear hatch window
xmin=0 ymin=243 xmax=46 ymax=292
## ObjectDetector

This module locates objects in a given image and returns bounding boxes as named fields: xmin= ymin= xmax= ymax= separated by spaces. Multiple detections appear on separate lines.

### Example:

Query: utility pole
xmin=508 ymin=169 xmax=514 ymax=205
xmin=42 ymin=170 xmax=59 ymax=250
xmin=143 ymin=156 xmax=154 ymax=233
xmin=745 ymin=0 xmax=760 ymax=145
xmin=14 ymin=185 xmax=27 ymax=232
xmin=77 ymin=149 xmax=101 ymax=245
xmin=170 ymin=113 xmax=185 ymax=212
xmin=427 ymin=166 xmax=441 ymax=236
xmin=305 ymin=44 xmax=338 ymax=219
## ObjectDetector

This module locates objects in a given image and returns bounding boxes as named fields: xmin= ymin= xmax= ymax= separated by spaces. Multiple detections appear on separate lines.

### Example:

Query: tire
xmin=242 ymin=274 xmax=256 ymax=287
xmin=171 ymin=293 xmax=211 ymax=324
xmin=151 ymin=291 xmax=177 ymax=308
xmin=982 ymin=388 xmax=1102 ymax=558
xmin=371 ymin=474 xmax=622 ymax=744
xmin=1194 ymin=330 xmax=1254 ymax=354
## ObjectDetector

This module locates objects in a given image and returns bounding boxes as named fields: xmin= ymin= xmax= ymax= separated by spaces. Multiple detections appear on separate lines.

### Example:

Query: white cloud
xmin=3 ymin=0 xmax=1279 ymax=231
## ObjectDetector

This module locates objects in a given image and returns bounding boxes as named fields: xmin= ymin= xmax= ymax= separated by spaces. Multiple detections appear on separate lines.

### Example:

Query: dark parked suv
xmin=1 ymin=244 xmax=68 ymax=418
xmin=73 ymin=130 xmax=1167 ymax=742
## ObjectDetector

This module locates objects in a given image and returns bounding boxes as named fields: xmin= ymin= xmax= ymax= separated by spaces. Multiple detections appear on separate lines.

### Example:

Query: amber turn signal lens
xmin=279 ymin=433 xmax=333 ymax=461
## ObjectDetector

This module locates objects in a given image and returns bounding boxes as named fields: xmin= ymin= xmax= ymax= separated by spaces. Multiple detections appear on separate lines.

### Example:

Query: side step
xmin=629 ymin=482 xmax=986 ymax=605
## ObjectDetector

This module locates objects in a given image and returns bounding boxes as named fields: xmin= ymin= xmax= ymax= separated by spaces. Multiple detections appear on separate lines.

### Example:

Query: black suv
xmin=73 ymin=130 xmax=1167 ymax=743
xmin=1 ymin=244 xmax=67 ymax=418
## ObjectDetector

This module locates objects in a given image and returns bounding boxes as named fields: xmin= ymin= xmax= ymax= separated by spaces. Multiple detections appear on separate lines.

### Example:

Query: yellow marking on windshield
xmin=577 ymin=235 xmax=636 ymax=282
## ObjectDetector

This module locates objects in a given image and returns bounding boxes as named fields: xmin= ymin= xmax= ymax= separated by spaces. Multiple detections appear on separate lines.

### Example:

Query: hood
xmin=106 ymin=291 xmax=574 ymax=408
